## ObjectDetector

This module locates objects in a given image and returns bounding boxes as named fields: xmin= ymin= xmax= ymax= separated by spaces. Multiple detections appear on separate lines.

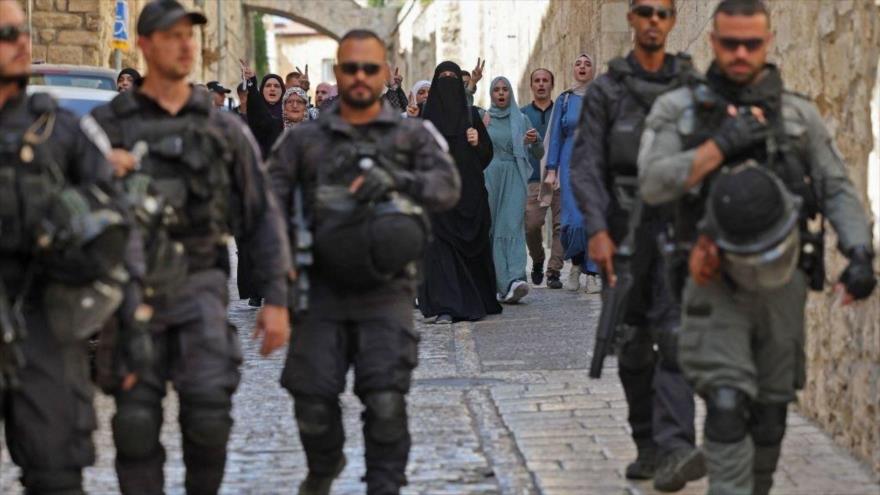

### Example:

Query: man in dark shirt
xmin=269 ymin=30 xmax=460 ymax=495
xmin=91 ymin=2 xmax=291 ymax=493
xmin=521 ymin=68 xmax=564 ymax=288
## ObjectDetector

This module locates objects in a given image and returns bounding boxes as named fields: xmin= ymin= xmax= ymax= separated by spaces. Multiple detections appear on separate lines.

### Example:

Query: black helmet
xmin=701 ymin=161 xmax=802 ymax=290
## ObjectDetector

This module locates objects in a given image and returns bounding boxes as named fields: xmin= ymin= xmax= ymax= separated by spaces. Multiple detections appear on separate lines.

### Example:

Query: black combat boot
xmin=546 ymin=271 xmax=562 ymax=289
xmin=298 ymin=455 xmax=346 ymax=495
xmin=625 ymin=445 xmax=657 ymax=480
xmin=653 ymin=447 xmax=706 ymax=492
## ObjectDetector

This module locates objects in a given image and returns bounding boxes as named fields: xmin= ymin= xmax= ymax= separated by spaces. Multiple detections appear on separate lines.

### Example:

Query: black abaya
xmin=419 ymin=62 xmax=502 ymax=320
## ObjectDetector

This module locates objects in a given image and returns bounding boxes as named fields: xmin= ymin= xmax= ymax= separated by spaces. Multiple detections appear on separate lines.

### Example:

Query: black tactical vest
xmin=606 ymin=53 xmax=694 ymax=179
xmin=108 ymin=92 xmax=233 ymax=273
xmin=0 ymin=94 xmax=63 ymax=256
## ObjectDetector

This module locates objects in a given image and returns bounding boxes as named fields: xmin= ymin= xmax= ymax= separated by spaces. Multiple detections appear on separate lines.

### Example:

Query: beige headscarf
xmin=570 ymin=53 xmax=594 ymax=97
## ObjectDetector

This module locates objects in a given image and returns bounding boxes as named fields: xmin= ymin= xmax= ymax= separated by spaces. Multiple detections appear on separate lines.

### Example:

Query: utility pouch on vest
xmin=124 ymin=173 xmax=188 ymax=299
xmin=608 ymin=116 xmax=644 ymax=178
xmin=0 ymin=168 xmax=23 ymax=252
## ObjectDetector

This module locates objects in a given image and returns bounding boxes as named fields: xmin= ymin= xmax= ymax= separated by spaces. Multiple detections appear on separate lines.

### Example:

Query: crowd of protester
xmin=115 ymin=53 xmax=606 ymax=318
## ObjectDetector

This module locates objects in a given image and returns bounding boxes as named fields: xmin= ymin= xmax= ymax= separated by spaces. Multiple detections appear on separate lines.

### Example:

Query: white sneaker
xmin=566 ymin=265 xmax=582 ymax=291
xmin=584 ymin=274 xmax=602 ymax=294
xmin=502 ymin=280 xmax=529 ymax=303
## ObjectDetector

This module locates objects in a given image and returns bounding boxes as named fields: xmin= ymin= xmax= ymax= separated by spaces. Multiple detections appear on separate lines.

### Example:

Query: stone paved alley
xmin=2 ymin=261 xmax=878 ymax=494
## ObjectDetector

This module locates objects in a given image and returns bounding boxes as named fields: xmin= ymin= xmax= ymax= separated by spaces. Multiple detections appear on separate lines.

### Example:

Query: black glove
xmin=712 ymin=110 xmax=768 ymax=159
xmin=840 ymin=246 xmax=877 ymax=300
xmin=354 ymin=166 xmax=397 ymax=203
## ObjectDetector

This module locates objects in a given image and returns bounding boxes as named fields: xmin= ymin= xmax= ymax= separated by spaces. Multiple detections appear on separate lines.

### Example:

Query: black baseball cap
xmin=137 ymin=0 xmax=207 ymax=36
xmin=207 ymin=81 xmax=231 ymax=94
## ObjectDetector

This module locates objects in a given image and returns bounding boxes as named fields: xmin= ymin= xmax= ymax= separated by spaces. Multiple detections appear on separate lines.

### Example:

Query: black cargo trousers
xmin=608 ymin=214 xmax=696 ymax=456
xmin=4 ymin=298 xmax=96 ymax=494
xmin=111 ymin=269 xmax=242 ymax=495
xmin=282 ymin=279 xmax=420 ymax=495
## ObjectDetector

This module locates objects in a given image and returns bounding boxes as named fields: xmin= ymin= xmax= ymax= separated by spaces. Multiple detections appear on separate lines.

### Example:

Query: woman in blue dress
xmin=483 ymin=76 xmax=544 ymax=303
xmin=544 ymin=53 xmax=600 ymax=292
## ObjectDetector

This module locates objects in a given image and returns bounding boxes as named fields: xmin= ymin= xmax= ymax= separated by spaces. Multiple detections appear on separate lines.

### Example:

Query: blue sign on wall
xmin=112 ymin=0 xmax=130 ymax=51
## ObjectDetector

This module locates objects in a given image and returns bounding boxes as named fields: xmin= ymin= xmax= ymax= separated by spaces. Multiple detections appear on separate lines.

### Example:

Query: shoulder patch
xmin=79 ymin=114 xmax=112 ymax=157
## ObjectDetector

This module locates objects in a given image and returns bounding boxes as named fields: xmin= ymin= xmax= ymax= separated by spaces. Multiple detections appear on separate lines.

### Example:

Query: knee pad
xmin=294 ymin=395 xmax=339 ymax=436
xmin=21 ymin=469 xmax=83 ymax=494
xmin=180 ymin=393 xmax=233 ymax=449
xmin=617 ymin=326 xmax=655 ymax=370
xmin=362 ymin=391 xmax=407 ymax=444
xmin=704 ymin=386 xmax=749 ymax=443
xmin=655 ymin=326 xmax=681 ymax=372
xmin=750 ymin=402 xmax=787 ymax=446
xmin=113 ymin=404 xmax=162 ymax=459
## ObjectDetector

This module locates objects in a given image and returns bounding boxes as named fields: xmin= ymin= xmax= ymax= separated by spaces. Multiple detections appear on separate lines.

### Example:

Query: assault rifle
xmin=288 ymin=185 xmax=313 ymax=315
xmin=0 ymin=278 xmax=26 ymax=391
xmin=589 ymin=178 xmax=642 ymax=379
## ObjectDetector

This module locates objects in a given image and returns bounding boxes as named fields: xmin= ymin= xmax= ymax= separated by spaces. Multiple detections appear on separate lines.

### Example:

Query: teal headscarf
xmin=488 ymin=76 xmax=533 ymax=185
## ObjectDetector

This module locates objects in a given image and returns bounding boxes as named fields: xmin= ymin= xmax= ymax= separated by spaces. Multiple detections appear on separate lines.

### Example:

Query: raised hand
xmin=406 ymin=93 xmax=419 ymax=117
xmin=239 ymin=58 xmax=255 ymax=80
xmin=466 ymin=127 xmax=478 ymax=146
xmin=472 ymin=57 xmax=486 ymax=83
xmin=296 ymin=65 xmax=310 ymax=91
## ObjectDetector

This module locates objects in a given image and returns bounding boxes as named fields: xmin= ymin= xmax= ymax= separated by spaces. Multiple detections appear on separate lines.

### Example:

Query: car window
xmin=29 ymin=74 xmax=116 ymax=91
xmin=57 ymin=98 xmax=109 ymax=117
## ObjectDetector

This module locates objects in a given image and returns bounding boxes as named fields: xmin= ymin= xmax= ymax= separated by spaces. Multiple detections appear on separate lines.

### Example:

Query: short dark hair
xmin=339 ymin=29 xmax=386 ymax=50
xmin=285 ymin=71 xmax=301 ymax=80
xmin=530 ymin=68 xmax=555 ymax=85
xmin=713 ymin=0 xmax=770 ymax=27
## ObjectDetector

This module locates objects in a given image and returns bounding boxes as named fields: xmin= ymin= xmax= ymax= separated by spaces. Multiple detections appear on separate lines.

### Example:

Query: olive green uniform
xmin=637 ymin=69 xmax=872 ymax=495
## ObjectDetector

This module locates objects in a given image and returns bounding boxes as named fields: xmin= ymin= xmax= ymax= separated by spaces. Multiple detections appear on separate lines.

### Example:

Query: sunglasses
xmin=0 ymin=25 xmax=29 ymax=43
xmin=631 ymin=5 xmax=675 ymax=20
xmin=338 ymin=62 xmax=381 ymax=76
xmin=715 ymin=36 xmax=766 ymax=52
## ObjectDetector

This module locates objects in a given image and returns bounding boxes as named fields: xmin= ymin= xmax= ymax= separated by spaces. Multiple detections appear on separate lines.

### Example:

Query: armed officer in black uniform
xmin=268 ymin=30 xmax=460 ymax=495
xmin=90 ymin=1 xmax=292 ymax=493
xmin=570 ymin=0 xmax=704 ymax=491
xmin=0 ymin=1 xmax=151 ymax=492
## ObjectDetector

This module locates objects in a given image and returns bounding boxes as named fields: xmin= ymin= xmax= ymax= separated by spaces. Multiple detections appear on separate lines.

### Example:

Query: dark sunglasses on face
xmin=338 ymin=62 xmax=381 ymax=76
xmin=0 ymin=25 xmax=29 ymax=43
xmin=631 ymin=5 xmax=675 ymax=20
xmin=716 ymin=36 xmax=766 ymax=52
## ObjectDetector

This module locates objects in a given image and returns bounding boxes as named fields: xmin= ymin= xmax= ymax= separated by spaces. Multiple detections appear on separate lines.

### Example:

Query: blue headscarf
xmin=488 ymin=76 xmax=533 ymax=185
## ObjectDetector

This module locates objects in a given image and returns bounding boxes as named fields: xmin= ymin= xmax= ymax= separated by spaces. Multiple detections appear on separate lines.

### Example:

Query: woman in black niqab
xmin=419 ymin=61 xmax=502 ymax=322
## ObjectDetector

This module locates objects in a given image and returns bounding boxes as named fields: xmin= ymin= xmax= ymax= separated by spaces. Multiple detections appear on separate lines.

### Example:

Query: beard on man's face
xmin=341 ymin=83 xmax=379 ymax=109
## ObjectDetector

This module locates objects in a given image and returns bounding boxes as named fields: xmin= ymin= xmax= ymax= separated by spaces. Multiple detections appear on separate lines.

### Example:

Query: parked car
xmin=27 ymin=85 xmax=116 ymax=117
xmin=30 ymin=63 xmax=118 ymax=92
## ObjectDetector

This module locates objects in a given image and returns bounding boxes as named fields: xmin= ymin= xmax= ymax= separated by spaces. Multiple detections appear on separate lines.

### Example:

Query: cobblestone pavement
xmin=2 ymin=261 xmax=878 ymax=494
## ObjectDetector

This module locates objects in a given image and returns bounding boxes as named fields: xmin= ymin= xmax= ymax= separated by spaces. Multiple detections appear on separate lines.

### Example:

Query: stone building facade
xmin=21 ymin=0 xmax=394 ymax=88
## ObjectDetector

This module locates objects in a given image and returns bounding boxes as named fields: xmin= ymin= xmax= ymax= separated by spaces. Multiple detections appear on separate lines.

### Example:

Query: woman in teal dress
xmin=483 ymin=76 xmax=544 ymax=303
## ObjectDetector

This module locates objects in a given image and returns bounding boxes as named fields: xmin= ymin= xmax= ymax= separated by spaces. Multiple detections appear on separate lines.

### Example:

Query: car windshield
xmin=57 ymin=98 xmax=109 ymax=117
xmin=29 ymin=74 xmax=116 ymax=91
